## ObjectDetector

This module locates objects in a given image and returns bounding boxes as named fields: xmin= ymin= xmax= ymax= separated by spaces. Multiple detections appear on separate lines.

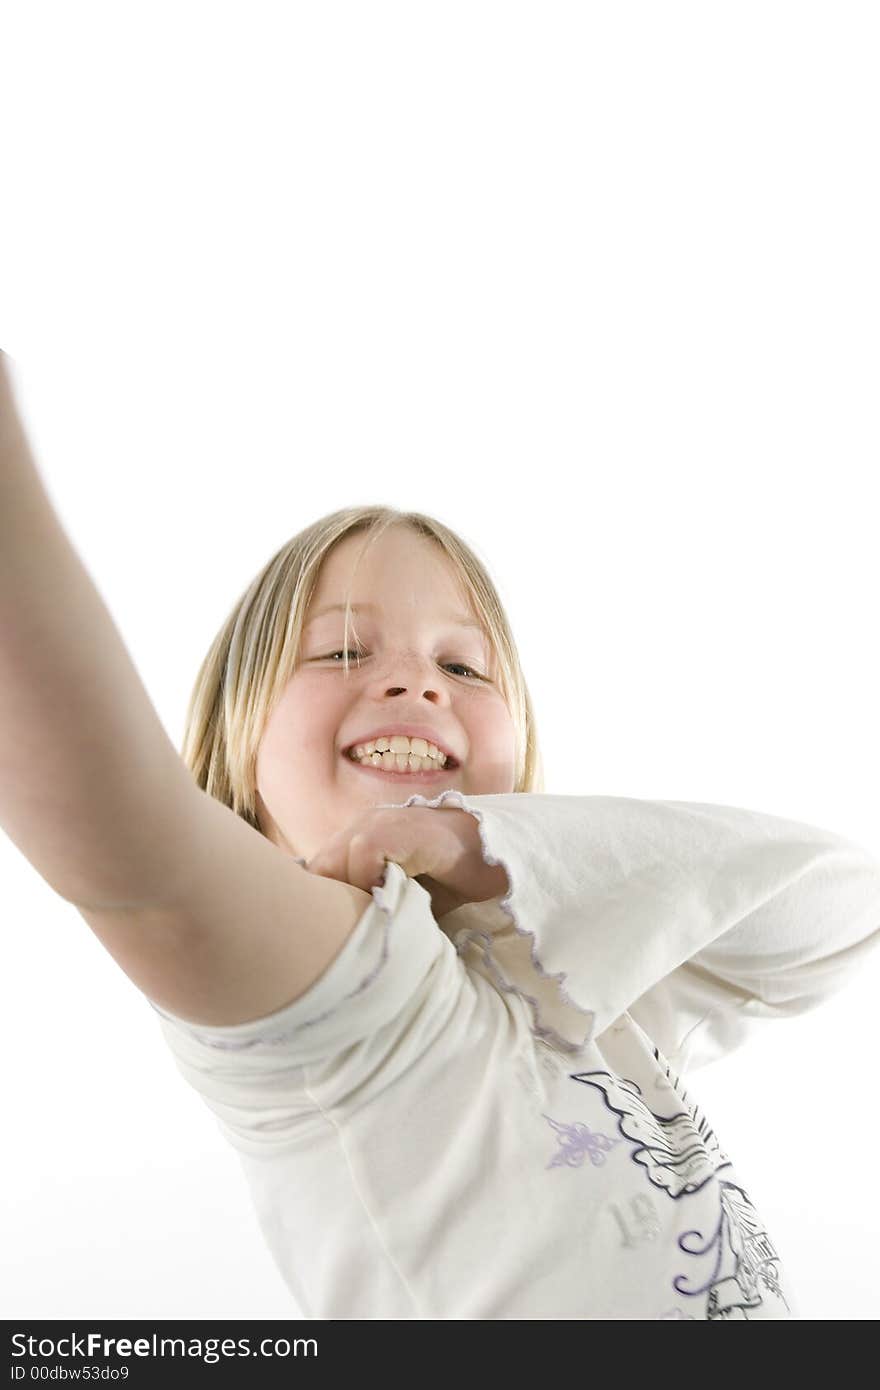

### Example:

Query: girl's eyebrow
xmin=305 ymin=601 xmax=484 ymax=631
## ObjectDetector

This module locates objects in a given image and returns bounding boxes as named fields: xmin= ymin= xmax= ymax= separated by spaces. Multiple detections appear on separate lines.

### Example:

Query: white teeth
xmin=349 ymin=733 xmax=451 ymax=770
xmin=352 ymin=751 xmax=443 ymax=772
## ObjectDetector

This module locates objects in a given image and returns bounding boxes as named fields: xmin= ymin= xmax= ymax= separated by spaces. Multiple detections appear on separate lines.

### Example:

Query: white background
xmin=1 ymin=1 xmax=878 ymax=1320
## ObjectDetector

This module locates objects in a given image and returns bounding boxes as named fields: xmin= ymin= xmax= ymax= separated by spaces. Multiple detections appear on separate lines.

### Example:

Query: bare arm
xmin=0 ymin=352 xmax=202 ymax=909
xmin=0 ymin=353 xmax=373 ymax=1027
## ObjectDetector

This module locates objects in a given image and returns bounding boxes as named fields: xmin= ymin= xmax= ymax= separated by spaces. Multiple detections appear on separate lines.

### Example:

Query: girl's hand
xmin=303 ymin=805 xmax=509 ymax=920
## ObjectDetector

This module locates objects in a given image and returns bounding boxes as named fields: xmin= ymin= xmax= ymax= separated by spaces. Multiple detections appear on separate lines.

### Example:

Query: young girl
xmin=3 ymin=353 xmax=879 ymax=1320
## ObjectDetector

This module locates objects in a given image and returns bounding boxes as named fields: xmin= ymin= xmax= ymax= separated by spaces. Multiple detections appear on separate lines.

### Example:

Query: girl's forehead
xmin=305 ymin=600 xmax=487 ymax=642
xmin=329 ymin=527 xmax=457 ymax=578
xmin=311 ymin=572 xmax=480 ymax=625
xmin=308 ymin=533 xmax=487 ymax=633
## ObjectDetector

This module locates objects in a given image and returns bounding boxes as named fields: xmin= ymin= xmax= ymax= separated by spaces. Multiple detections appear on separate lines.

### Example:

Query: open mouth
xmin=344 ymin=745 xmax=460 ymax=772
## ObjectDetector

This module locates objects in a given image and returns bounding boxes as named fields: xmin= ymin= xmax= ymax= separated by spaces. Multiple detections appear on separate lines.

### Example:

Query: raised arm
xmin=0 ymin=352 xmax=198 ymax=910
xmin=0 ymin=353 xmax=372 ymax=1025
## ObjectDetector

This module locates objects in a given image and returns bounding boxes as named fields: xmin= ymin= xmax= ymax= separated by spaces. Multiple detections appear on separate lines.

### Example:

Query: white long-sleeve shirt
xmin=149 ymin=789 xmax=880 ymax=1319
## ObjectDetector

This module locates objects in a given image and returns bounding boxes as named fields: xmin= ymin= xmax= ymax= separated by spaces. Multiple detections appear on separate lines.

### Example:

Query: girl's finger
xmin=303 ymin=847 xmax=345 ymax=881
xmin=346 ymin=835 xmax=390 ymax=893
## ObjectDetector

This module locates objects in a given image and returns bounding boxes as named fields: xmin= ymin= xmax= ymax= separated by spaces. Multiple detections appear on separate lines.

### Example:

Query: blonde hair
xmin=180 ymin=505 xmax=545 ymax=833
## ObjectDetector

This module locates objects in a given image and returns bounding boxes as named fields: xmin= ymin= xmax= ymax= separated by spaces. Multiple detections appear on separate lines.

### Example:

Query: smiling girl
xmin=3 ymin=352 xmax=879 ymax=1320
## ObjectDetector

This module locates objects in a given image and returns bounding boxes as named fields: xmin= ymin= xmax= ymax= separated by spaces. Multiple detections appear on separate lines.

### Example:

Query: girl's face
xmin=254 ymin=528 xmax=518 ymax=861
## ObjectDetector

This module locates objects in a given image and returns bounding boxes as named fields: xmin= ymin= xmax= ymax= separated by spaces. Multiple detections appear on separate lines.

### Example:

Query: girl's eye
xmin=445 ymin=661 xmax=483 ymax=679
xmin=317 ymin=651 xmax=484 ymax=680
